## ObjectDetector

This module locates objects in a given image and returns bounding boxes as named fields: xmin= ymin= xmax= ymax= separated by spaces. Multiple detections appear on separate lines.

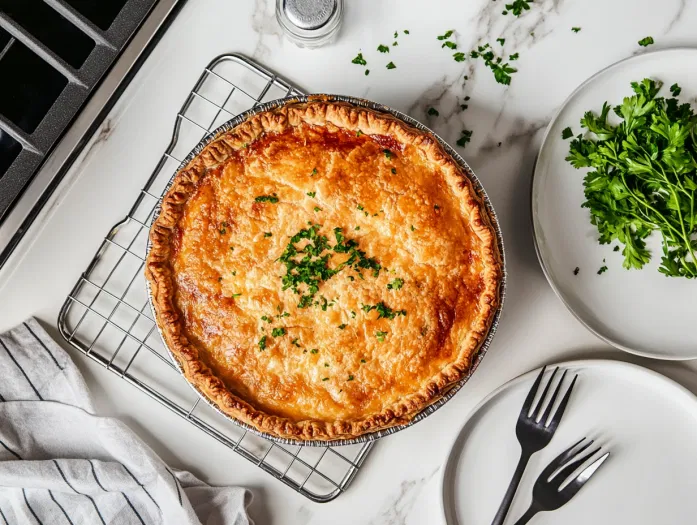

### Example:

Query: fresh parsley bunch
xmin=566 ymin=78 xmax=697 ymax=278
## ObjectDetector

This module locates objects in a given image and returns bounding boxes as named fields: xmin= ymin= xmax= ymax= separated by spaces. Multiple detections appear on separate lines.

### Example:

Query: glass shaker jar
xmin=276 ymin=0 xmax=344 ymax=48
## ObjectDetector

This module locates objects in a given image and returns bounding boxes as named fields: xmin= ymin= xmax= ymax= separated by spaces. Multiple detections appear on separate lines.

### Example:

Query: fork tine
xmin=520 ymin=366 xmax=547 ymax=418
xmin=532 ymin=367 xmax=559 ymax=420
xmin=539 ymin=438 xmax=591 ymax=480
xmin=539 ymin=369 xmax=567 ymax=426
xmin=550 ymin=446 xmax=602 ymax=486
xmin=546 ymin=374 xmax=578 ymax=433
xmin=560 ymin=452 xmax=610 ymax=498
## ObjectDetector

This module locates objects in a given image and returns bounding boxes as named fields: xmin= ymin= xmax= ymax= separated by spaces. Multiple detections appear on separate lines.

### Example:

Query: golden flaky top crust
xmin=145 ymin=100 xmax=502 ymax=441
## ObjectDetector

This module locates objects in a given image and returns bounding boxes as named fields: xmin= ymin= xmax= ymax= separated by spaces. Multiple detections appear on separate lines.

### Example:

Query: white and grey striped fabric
xmin=0 ymin=318 xmax=252 ymax=525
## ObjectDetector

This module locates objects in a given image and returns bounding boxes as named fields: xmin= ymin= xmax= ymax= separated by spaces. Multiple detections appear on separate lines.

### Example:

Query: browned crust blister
xmin=145 ymin=100 xmax=503 ymax=441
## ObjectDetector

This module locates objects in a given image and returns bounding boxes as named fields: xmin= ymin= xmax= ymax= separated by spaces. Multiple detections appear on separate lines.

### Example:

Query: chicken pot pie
xmin=145 ymin=99 xmax=502 ymax=441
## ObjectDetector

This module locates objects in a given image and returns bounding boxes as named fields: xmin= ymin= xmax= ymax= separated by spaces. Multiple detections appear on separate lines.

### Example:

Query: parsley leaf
xmin=573 ymin=267 xmax=580 ymax=275
xmin=386 ymin=62 xmax=396 ymax=70
xmin=453 ymin=52 xmax=466 ymax=62
xmin=255 ymin=194 xmax=279 ymax=203
xmin=387 ymin=278 xmax=404 ymax=290
xmin=365 ymin=69 xmax=370 ymax=76
xmin=456 ymin=129 xmax=473 ymax=148
xmin=375 ymin=330 xmax=387 ymax=342
xmin=509 ymin=52 xmax=519 ymax=61
xmin=352 ymin=52 xmax=367 ymax=65
xmin=258 ymin=336 xmax=267 ymax=351
xmin=496 ymin=37 xmax=505 ymax=46
xmin=427 ymin=107 xmax=439 ymax=116
xmin=378 ymin=44 xmax=390 ymax=53
xmin=437 ymin=30 xmax=454 ymax=41
xmin=504 ymin=0 xmax=532 ymax=16
xmin=271 ymin=327 xmax=286 ymax=337
xmin=362 ymin=302 xmax=406 ymax=319
xmin=562 ymin=127 xmax=573 ymax=140
xmin=306 ymin=191 xmax=316 ymax=197
xmin=638 ymin=36 xmax=654 ymax=47
xmin=670 ymin=83 xmax=682 ymax=96
xmin=404 ymin=30 xmax=410 ymax=35
xmin=442 ymin=41 xmax=457 ymax=50
xmin=263 ymin=232 xmax=272 ymax=238
xmin=597 ymin=266 xmax=608 ymax=275
xmin=565 ymin=78 xmax=697 ymax=278
xmin=572 ymin=27 xmax=581 ymax=33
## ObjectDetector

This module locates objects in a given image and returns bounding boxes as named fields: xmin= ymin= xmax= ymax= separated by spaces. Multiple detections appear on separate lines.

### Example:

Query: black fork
xmin=513 ymin=438 xmax=610 ymax=524
xmin=491 ymin=367 xmax=578 ymax=525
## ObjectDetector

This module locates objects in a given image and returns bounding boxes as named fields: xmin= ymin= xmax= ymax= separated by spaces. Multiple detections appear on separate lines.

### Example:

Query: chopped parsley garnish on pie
xmin=258 ymin=336 xmax=267 ymax=350
xmin=314 ymin=206 xmax=322 ymax=212
xmin=391 ymin=168 xmax=397 ymax=174
xmin=361 ymin=302 xmax=407 ymax=319
xmin=437 ymin=30 xmax=454 ymax=41
xmin=255 ymin=194 xmax=279 ymax=203
xmin=310 ymin=348 xmax=319 ymax=354
xmin=291 ymin=338 xmax=301 ymax=347
xmin=322 ymin=377 xmax=329 ymax=381
xmin=386 ymin=62 xmax=396 ymax=70
xmin=383 ymin=149 xmax=393 ymax=159
xmin=504 ymin=0 xmax=532 ymax=16
xmin=638 ymin=36 xmax=654 ymax=47
xmin=410 ymin=225 xmax=415 ymax=231
xmin=434 ymin=204 xmax=440 ymax=210
xmin=360 ymin=358 xmax=366 ymax=363
xmin=338 ymin=324 xmax=347 ymax=330
xmin=261 ymin=315 xmax=272 ymax=323
xmin=306 ymin=191 xmax=316 ymax=197
xmin=378 ymin=44 xmax=390 ymax=53
xmin=387 ymin=278 xmax=404 ymax=290
xmin=375 ymin=330 xmax=387 ymax=342
xmin=271 ymin=327 xmax=286 ymax=337
xmin=263 ymin=232 xmax=272 ymax=238
xmin=279 ymin=224 xmax=382 ymax=308
xmin=352 ymin=52 xmax=367 ymax=65
xmin=456 ymin=129 xmax=473 ymax=148
xmin=348 ymin=375 xmax=354 ymax=381
xmin=572 ymin=27 xmax=581 ymax=33
xmin=561 ymin=127 xmax=573 ymax=140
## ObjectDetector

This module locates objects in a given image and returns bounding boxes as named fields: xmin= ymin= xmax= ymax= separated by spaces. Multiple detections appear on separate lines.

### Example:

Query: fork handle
xmin=512 ymin=506 xmax=539 ymax=525
xmin=490 ymin=450 xmax=532 ymax=525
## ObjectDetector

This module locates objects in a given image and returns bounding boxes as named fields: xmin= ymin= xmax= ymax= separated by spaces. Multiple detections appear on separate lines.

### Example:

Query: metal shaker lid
xmin=283 ymin=0 xmax=337 ymax=30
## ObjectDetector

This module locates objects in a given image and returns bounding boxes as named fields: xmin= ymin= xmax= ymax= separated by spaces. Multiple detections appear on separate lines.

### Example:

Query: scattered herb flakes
xmin=387 ymin=278 xmax=404 ymax=290
xmin=313 ymin=206 xmax=322 ymax=212
xmin=391 ymin=167 xmax=397 ymax=175
xmin=338 ymin=324 xmax=347 ymax=330
xmin=375 ymin=330 xmax=387 ymax=342
xmin=306 ymin=191 xmax=316 ymax=198
xmin=503 ymin=0 xmax=532 ymax=16
xmin=218 ymin=276 xmax=223 ymax=282
xmin=355 ymin=226 xmax=360 ymax=231
xmin=420 ymin=326 xmax=428 ymax=336
xmin=383 ymin=149 xmax=393 ymax=159
xmin=437 ymin=30 xmax=455 ymax=41
xmin=498 ymin=141 xmax=503 ymax=147
xmin=404 ymin=30 xmax=410 ymax=35
xmin=427 ymin=107 xmax=440 ymax=116
xmin=360 ymin=359 xmax=366 ymax=363
xmin=230 ymin=246 xmax=234 ymax=251
xmin=638 ymin=36 xmax=654 ymax=47
xmin=356 ymin=130 xmax=363 ymax=137
xmin=378 ymin=44 xmax=390 ymax=53
xmin=573 ymin=267 xmax=580 ymax=275
xmin=465 ymin=95 xmax=471 ymax=101
xmin=362 ymin=302 xmax=406 ymax=319
xmin=258 ymin=336 xmax=267 ymax=351
xmin=311 ymin=168 xmax=318 ymax=176
xmin=322 ymin=377 xmax=329 ymax=381
xmin=509 ymin=52 xmax=519 ymax=61
xmin=565 ymin=78 xmax=697 ymax=278
xmin=324 ymin=363 xmax=330 ymax=367
xmin=231 ymin=271 xmax=236 ymax=276
xmin=365 ymin=69 xmax=370 ymax=76
xmin=348 ymin=375 xmax=354 ymax=381
xmin=572 ymin=27 xmax=581 ymax=33
xmin=613 ymin=245 xmax=620 ymax=252
xmin=255 ymin=194 xmax=279 ymax=203
xmin=460 ymin=104 xmax=469 ymax=111
xmin=386 ymin=61 xmax=396 ymax=70
xmin=219 ymin=227 xmax=227 ymax=235
xmin=279 ymin=224 xmax=382 ymax=308
xmin=393 ymin=41 xmax=398 ymax=46
xmin=434 ymin=204 xmax=441 ymax=210
xmin=410 ymin=225 xmax=415 ymax=231
xmin=561 ymin=127 xmax=573 ymax=140
xmin=453 ymin=52 xmax=466 ymax=62
xmin=394 ymin=31 xmax=398 ymax=38
xmin=597 ymin=265 xmax=608 ymax=275
xmin=352 ymin=52 xmax=367 ymax=66
xmin=310 ymin=348 xmax=319 ymax=354
xmin=291 ymin=338 xmax=301 ymax=347
xmin=442 ymin=41 xmax=457 ymax=50
xmin=670 ymin=83 xmax=682 ymax=96
xmin=456 ymin=129 xmax=473 ymax=148
xmin=263 ymin=232 xmax=272 ymax=238
xmin=496 ymin=37 xmax=506 ymax=46
xmin=232 ymin=293 xmax=242 ymax=298
xmin=261 ymin=315 xmax=272 ymax=323
xmin=271 ymin=327 xmax=286 ymax=337
xmin=470 ymin=44 xmax=517 ymax=85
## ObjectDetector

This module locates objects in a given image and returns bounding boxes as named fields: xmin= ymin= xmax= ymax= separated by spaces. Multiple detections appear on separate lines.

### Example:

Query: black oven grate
xmin=0 ymin=0 xmax=158 ymax=224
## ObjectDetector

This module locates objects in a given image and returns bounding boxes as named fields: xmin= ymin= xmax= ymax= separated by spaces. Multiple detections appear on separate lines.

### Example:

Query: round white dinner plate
xmin=440 ymin=360 xmax=697 ymax=525
xmin=532 ymin=48 xmax=697 ymax=359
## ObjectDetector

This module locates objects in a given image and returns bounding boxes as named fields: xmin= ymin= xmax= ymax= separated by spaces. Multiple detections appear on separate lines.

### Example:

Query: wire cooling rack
xmin=57 ymin=53 xmax=374 ymax=503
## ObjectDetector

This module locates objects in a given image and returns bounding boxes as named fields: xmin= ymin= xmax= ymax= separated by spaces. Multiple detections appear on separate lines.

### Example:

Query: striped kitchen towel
xmin=0 ymin=318 xmax=252 ymax=525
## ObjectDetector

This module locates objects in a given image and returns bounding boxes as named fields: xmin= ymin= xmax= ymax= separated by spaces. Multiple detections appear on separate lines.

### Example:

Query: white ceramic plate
xmin=440 ymin=360 xmax=697 ymax=525
xmin=532 ymin=48 xmax=697 ymax=359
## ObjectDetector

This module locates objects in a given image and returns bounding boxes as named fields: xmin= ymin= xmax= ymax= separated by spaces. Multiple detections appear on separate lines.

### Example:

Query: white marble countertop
xmin=2 ymin=0 xmax=697 ymax=523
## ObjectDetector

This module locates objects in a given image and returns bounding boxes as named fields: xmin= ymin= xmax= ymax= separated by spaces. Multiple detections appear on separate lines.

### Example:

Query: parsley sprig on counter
xmin=470 ymin=44 xmax=517 ymax=85
xmin=566 ymin=78 xmax=697 ymax=278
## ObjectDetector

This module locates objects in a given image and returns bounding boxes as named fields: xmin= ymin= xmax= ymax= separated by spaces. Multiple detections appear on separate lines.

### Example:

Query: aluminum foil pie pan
xmin=145 ymin=94 xmax=507 ymax=447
